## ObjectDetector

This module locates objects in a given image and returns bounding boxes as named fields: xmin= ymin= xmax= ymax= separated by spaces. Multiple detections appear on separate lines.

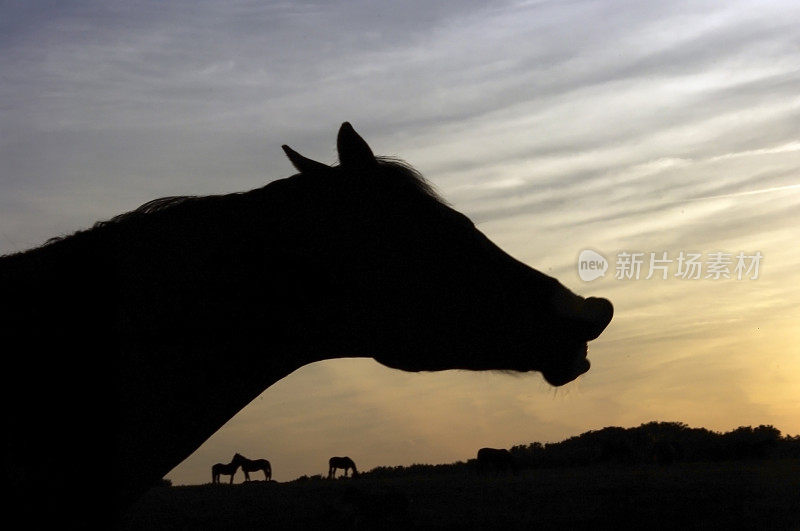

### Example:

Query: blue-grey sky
xmin=2 ymin=0 xmax=799 ymax=484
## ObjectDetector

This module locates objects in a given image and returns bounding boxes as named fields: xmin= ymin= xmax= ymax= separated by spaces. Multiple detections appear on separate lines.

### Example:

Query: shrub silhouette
xmin=361 ymin=422 xmax=798 ymax=479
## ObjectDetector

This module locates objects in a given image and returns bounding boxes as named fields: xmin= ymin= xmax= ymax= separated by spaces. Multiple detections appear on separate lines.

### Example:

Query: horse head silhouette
xmin=1 ymin=122 xmax=611 ymax=524
xmin=277 ymin=123 xmax=612 ymax=383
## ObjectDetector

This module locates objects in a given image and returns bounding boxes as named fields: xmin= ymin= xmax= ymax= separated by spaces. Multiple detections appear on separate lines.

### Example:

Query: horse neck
xmin=108 ymin=183 xmax=376 ymax=367
xmin=0 ymin=233 xmax=114 ymax=376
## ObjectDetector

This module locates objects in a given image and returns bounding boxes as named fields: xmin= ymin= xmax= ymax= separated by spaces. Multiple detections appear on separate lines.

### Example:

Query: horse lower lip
xmin=543 ymin=355 xmax=590 ymax=386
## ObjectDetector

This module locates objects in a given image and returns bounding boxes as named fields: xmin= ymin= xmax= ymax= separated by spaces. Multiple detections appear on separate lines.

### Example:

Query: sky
xmin=2 ymin=0 xmax=798 ymax=485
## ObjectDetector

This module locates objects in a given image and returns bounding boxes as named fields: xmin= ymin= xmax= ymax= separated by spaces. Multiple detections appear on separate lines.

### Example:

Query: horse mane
xmin=93 ymin=195 xmax=204 ymax=228
xmin=0 ymin=155 xmax=451 ymax=264
xmin=33 ymin=157 xmax=446 ymax=251
xmin=373 ymin=156 xmax=446 ymax=205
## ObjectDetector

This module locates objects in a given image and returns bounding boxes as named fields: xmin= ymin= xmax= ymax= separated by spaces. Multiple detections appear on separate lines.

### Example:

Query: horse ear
xmin=337 ymin=122 xmax=377 ymax=169
xmin=282 ymin=145 xmax=330 ymax=174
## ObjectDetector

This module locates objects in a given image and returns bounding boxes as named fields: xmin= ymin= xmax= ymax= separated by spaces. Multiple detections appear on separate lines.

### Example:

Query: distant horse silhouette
xmin=2 ymin=122 xmax=612 ymax=524
xmin=477 ymin=448 xmax=518 ymax=474
xmin=212 ymin=459 xmax=240 ymax=484
xmin=233 ymin=452 xmax=272 ymax=481
xmin=329 ymin=456 xmax=359 ymax=478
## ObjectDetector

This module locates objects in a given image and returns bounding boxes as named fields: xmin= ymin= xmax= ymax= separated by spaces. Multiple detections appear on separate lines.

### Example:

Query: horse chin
xmin=543 ymin=357 xmax=590 ymax=386
xmin=540 ymin=345 xmax=591 ymax=386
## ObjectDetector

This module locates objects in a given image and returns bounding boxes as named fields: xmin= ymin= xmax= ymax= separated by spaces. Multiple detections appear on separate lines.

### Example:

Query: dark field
xmin=120 ymin=460 xmax=800 ymax=530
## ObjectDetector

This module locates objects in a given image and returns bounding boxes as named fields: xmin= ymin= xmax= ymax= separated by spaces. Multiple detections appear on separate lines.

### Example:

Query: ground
xmin=120 ymin=460 xmax=800 ymax=530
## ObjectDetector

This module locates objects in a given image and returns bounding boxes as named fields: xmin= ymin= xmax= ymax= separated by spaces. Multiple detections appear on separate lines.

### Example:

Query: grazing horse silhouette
xmin=477 ymin=447 xmax=518 ymax=474
xmin=233 ymin=452 xmax=272 ymax=481
xmin=211 ymin=460 xmax=240 ymax=484
xmin=329 ymin=456 xmax=359 ymax=479
xmin=2 ymin=122 xmax=612 ymax=525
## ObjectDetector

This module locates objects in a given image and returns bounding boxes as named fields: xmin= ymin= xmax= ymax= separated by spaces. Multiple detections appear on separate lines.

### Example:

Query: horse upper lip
xmin=551 ymin=291 xmax=613 ymax=342
xmin=581 ymin=297 xmax=613 ymax=341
